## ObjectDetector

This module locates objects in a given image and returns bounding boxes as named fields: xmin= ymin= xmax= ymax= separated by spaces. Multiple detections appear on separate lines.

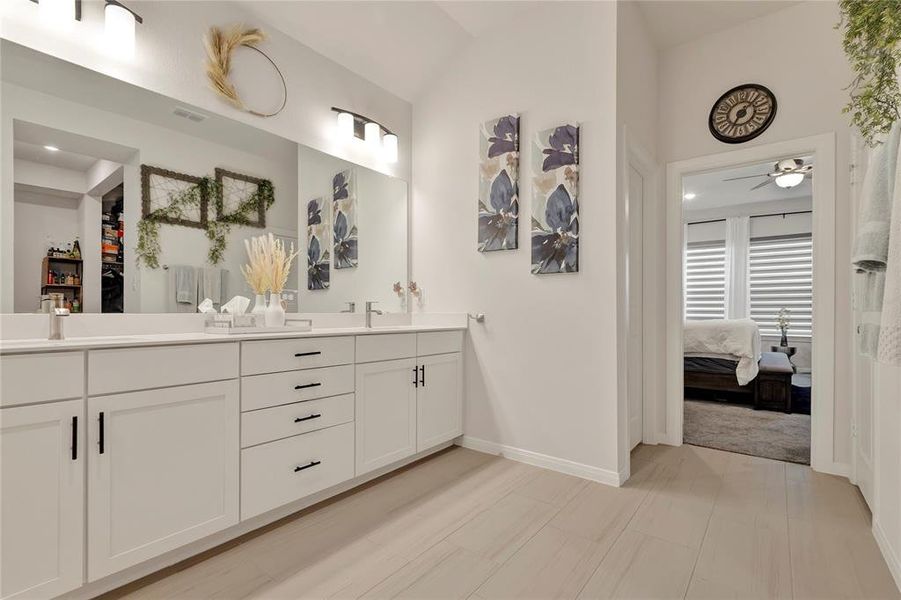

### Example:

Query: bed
xmin=683 ymin=319 xmax=795 ymax=412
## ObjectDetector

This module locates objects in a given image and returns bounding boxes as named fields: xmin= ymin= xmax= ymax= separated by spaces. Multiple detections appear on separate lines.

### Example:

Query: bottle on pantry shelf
xmin=72 ymin=298 xmax=80 ymax=313
xmin=72 ymin=238 xmax=81 ymax=259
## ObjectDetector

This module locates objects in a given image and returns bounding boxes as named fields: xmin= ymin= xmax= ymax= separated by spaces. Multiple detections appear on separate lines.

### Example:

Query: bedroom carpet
xmin=684 ymin=399 xmax=811 ymax=464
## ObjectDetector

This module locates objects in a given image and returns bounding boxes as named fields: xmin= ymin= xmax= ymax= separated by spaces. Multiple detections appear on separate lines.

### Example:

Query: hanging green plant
xmin=839 ymin=0 xmax=901 ymax=146
xmin=137 ymin=165 xmax=275 ymax=268
xmin=136 ymin=174 xmax=222 ymax=268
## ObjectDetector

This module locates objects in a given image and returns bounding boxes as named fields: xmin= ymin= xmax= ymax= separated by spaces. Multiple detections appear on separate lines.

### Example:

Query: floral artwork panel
xmin=478 ymin=114 xmax=519 ymax=252
xmin=333 ymin=168 xmax=358 ymax=269
xmin=531 ymin=124 xmax=579 ymax=274
xmin=307 ymin=196 xmax=330 ymax=290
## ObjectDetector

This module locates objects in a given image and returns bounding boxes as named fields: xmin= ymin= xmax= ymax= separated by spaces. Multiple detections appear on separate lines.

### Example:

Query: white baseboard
xmin=873 ymin=518 xmax=901 ymax=593
xmin=813 ymin=460 xmax=851 ymax=478
xmin=457 ymin=436 xmax=624 ymax=487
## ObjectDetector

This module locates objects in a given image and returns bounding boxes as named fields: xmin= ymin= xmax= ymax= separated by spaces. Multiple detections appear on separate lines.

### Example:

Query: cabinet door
xmin=355 ymin=358 xmax=417 ymax=475
xmin=417 ymin=353 xmax=463 ymax=451
xmin=1 ymin=400 xmax=83 ymax=600
xmin=87 ymin=381 xmax=239 ymax=580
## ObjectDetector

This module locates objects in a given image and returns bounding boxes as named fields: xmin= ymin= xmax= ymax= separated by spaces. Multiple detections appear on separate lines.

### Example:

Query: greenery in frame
xmin=838 ymin=0 xmax=901 ymax=146
xmin=137 ymin=170 xmax=275 ymax=268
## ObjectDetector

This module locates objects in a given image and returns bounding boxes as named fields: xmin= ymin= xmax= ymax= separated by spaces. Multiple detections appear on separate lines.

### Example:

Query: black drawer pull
xmin=294 ymin=351 xmax=322 ymax=358
xmin=413 ymin=366 xmax=419 ymax=388
xmin=294 ymin=413 xmax=322 ymax=423
xmin=420 ymin=365 xmax=425 ymax=387
xmin=71 ymin=416 xmax=78 ymax=461
xmin=295 ymin=382 xmax=322 ymax=390
xmin=294 ymin=460 xmax=321 ymax=472
xmin=98 ymin=412 xmax=105 ymax=455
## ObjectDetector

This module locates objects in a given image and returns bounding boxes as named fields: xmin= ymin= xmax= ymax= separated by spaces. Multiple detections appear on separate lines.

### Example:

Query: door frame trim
xmin=664 ymin=133 xmax=837 ymax=475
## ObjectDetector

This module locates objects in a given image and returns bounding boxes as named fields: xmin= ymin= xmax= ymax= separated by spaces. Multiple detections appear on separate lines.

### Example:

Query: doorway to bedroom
xmin=680 ymin=155 xmax=814 ymax=464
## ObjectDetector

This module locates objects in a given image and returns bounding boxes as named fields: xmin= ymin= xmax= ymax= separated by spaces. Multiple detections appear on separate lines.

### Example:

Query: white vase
xmin=265 ymin=291 xmax=286 ymax=328
xmin=251 ymin=294 xmax=267 ymax=326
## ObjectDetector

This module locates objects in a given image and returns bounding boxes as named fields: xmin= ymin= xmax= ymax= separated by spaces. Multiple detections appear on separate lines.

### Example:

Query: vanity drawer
xmin=242 ymin=393 xmax=354 ymax=448
xmin=241 ymin=365 xmax=354 ymax=412
xmin=356 ymin=333 xmax=416 ymax=363
xmin=241 ymin=337 xmax=354 ymax=376
xmin=88 ymin=343 xmax=239 ymax=395
xmin=241 ymin=422 xmax=355 ymax=519
xmin=417 ymin=331 xmax=464 ymax=356
xmin=0 ymin=351 xmax=84 ymax=407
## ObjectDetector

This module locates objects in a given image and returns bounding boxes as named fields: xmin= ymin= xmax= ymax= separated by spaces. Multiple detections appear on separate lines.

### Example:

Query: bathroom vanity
xmin=0 ymin=325 xmax=464 ymax=599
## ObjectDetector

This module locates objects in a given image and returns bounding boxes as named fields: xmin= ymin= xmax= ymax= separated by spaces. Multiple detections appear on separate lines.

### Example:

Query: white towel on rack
xmin=168 ymin=265 xmax=197 ymax=313
xmin=878 ymin=131 xmax=901 ymax=365
xmin=854 ymin=122 xmax=901 ymax=357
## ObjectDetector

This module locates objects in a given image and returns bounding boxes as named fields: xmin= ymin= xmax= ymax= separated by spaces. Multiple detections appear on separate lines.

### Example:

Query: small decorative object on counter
xmin=242 ymin=233 xmax=298 ymax=328
xmin=242 ymin=235 xmax=271 ymax=317
xmin=408 ymin=281 xmax=421 ymax=298
xmin=777 ymin=308 xmax=791 ymax=347
xmin=393 ymin=282 xmax=404 ymax=298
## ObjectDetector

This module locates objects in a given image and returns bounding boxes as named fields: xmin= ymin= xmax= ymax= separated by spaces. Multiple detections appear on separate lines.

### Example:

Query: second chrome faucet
xmin=365 ymin=301 xmax=383 ymax=328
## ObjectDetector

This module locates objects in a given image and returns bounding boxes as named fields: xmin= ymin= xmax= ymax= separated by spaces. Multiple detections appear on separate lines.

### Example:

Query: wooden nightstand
xmin=770 ymin=345 xmax=797 ymax=373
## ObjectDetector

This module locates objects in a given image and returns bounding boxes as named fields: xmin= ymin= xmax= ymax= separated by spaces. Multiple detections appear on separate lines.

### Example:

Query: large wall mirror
xmin=1 ymin=41 xmax=408 ymax=314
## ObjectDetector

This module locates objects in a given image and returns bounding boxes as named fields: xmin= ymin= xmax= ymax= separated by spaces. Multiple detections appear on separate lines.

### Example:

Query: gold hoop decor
xmin=204 ymin=25 xmax=288 ymax=118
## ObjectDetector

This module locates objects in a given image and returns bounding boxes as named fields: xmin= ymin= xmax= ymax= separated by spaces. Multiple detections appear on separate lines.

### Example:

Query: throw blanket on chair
xmin=684 ymin=318 xmax=762 ymax=386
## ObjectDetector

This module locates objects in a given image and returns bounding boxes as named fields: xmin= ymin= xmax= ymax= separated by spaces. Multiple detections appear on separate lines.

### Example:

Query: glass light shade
xmin=336 ymin=112 xmax=355 ymax=140
xmin=105 ymin=3 xmax=136 ymax=59
xmin=39 ymin=0 xmax=75 ymax=27
xmin=364 ymin=122 xmax=381 ymax=150
xmin=775 ymin=172 xmax=804 ymax=188
xmin=683 ymin=192 xmax=696 ymax=200
xmin=383 ymin=134 xmax=398 ymax=163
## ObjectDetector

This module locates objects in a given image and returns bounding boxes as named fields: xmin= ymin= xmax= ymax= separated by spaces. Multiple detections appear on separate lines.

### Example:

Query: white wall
xmin=413 ymin=2 xmax=622 ymax=480
xmin=874 ymin=362 xmax=901 ymax=589
xmin=2 ymin=82 xmax=298 ymax=313
xmin=13 ymin=189 xmax=79 ymax=312
xmin=297 ymin=146 xmax=407 ymax=314
xmin=651 ymin=1 xmax=855 ymax=468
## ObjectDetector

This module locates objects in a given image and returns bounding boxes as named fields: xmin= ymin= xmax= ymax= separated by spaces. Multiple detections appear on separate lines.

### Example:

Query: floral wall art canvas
xmin=307 ymin=197 xmax=330 ymax=290
xmin=478 ymin=114 xmax=520 ymax=252
xmin=531 ymin=124 xmax=580 ymax=274
xmin=332 ymin=168 xmax=359 ymax=269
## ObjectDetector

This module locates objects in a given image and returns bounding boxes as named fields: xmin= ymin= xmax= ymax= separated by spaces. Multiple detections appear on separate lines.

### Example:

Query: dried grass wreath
xmin=204 ymin=25 xmax=287 ymax=118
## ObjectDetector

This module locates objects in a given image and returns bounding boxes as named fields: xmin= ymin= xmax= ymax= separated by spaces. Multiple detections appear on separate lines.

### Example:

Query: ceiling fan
xmin=723 ymin=158 xmax=814 ymax=190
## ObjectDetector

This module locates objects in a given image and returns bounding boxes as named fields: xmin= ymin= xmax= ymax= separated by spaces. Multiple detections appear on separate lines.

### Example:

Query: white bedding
xmin=684 ymin=318 xmax=762 ymax=385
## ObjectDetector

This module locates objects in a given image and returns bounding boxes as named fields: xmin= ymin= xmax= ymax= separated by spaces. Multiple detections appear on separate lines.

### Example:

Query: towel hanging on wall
xmin=853 ymin=122 xmax=900 ymax=358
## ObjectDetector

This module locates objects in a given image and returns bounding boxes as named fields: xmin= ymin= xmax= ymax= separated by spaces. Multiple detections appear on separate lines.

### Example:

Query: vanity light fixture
xmin=32 ymin=0 xmax=81 ymax=25
xmin=43 ymin=145 xmax=60 ymax=152
xmin=683 ymin=192 xmax=696 ymax=200
xmin=383 ymin=133 xmax=398 ymax=164
xmin=104 ymin=0 xmax=143 ymax=60
xmin=331 ymin=107 xmax=398 ymax=163
xmin=336 ymin=112 xmax=355 ymax=141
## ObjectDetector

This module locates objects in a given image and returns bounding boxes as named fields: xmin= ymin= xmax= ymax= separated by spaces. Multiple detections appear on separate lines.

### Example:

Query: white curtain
xmin=725 ymin=216 xmax=750 ymax=319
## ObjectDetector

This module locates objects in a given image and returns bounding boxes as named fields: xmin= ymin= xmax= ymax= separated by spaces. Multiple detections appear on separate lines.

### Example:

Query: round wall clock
xmin=708 ymin=84 xmax=777 ymax=144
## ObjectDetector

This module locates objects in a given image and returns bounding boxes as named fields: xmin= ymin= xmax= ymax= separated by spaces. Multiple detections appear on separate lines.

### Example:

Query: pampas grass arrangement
xmin=241 ymin=235 xmax=270 ymax=295
xmin=241 ymin=233 xmax=299 ymax=295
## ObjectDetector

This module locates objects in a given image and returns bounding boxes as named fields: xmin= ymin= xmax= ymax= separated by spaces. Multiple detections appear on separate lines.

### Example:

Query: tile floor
xmin=103 ymin=444 xmax=900 ymax=599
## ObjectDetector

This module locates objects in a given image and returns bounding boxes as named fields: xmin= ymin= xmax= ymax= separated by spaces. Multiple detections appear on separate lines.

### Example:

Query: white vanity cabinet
xmin=0 ymin=399 xmax=84 ymax=600
xmin=355 ymin=332 xmax=463 ymax=475
xmin=86 ymin=380 xmax=239 ymax=580
xmin=354 ymin=357 xmax=419 ymax=475
xmin=416 ymin=352 xmax=463 ymax=451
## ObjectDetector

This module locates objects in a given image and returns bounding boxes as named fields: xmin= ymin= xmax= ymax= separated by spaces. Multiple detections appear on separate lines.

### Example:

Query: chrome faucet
xmin=341 ymin=302 xmax=356 ymax=313
xmin=49 ymin=307 xmax=70 ymax=340
xmin=365 ymin=301 xmax=383 ymax=328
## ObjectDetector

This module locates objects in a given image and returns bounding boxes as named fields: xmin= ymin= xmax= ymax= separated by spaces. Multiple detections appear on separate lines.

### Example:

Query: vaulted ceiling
xmin=239 ymin=1 xmax=802 ymax=103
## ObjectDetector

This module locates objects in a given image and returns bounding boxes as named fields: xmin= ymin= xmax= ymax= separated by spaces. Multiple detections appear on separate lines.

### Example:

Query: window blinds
xmin=749 ymin=234 xmax=813 ymax=337
xmin=685 ymin=240 xmax=727 ymax=320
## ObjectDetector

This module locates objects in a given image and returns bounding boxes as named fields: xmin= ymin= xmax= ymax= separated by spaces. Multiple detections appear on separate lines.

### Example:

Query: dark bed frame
xmin=684 ymin=355 xmax=794 ymax=413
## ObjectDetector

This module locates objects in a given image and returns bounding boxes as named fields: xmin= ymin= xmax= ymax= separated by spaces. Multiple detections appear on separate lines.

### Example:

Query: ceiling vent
xmin=172 ymin=106 xmax=208 ymax=123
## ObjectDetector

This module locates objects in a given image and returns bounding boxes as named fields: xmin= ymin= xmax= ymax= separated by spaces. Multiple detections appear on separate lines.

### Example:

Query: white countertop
xmin=0 ymin=324 xmax=467 ymax=354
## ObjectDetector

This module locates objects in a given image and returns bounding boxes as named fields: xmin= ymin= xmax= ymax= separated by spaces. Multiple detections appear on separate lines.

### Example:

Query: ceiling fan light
xmin=775 ymin=172 xmax=805 ymax=188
